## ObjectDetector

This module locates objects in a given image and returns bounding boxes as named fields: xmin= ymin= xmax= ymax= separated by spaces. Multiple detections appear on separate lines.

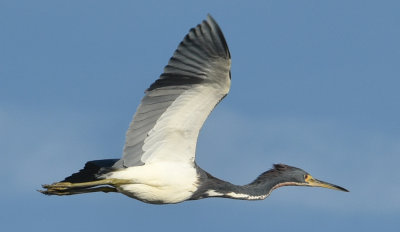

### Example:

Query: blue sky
xmin=1 ymin=0 xmax=399 ymax=231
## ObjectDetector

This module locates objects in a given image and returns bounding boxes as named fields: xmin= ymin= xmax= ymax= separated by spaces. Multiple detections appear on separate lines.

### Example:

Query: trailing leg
xmin=39 ymin=186 xmax=118 ymax=196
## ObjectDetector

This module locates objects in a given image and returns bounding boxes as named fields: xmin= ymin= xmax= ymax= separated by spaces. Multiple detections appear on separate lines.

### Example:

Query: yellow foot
xmin=38 ymin=189 xmax=69 ymax=195
xmin=42 ymin=182 xmax=72 ymax=191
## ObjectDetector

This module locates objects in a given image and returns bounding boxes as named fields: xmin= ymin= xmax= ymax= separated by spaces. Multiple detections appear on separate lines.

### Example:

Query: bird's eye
xmin=304 ymin=174 xmax=309 ymax=181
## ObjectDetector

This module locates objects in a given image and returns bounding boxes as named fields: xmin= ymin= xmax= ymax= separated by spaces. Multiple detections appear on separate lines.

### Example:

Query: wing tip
xmin=205 ymin=14 xmax=231 ymax=59
xmin=146 ymin=14 xmax=231 ymax=92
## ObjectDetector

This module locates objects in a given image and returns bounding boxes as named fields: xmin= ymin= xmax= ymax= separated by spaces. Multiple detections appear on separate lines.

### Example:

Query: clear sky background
xmin=1 ymin=0 xmax=399 ymax=231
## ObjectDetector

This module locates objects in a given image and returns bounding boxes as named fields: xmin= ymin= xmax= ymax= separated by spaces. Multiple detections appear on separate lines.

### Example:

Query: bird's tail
xmin=39 ymin=159 xmax=119 ymax=196
xmin=62 ymin=159 xmax=119 ymax=183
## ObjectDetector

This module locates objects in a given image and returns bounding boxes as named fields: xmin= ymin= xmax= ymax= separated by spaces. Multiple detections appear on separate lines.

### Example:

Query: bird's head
xmin=256 ymin=164 xmax=349 ymax=192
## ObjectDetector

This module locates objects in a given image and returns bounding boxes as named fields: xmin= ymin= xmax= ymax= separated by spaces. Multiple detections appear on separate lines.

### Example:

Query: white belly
xmin=105 ymin=162 xmax=199 ymax=204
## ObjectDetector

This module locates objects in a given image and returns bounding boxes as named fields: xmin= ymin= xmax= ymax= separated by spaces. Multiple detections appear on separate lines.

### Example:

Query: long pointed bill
xmin=306 ymin=176 xmax=349 ymax=192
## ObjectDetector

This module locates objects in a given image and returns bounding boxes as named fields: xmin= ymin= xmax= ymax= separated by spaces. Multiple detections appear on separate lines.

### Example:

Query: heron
xmin=40 ymin=15 xmax=348 ymax=204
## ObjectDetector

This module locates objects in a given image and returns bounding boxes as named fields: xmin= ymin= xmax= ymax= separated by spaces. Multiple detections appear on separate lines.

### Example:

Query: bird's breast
xmin=108 ymin=161 xmax=199 ymax=204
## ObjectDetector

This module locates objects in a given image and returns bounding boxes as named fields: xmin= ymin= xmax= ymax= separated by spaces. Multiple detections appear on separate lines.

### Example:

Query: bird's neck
xmin=191 ymin=169 xmax=295 ymax=201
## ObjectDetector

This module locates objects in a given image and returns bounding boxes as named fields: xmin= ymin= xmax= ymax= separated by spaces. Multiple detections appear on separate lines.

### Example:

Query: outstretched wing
xmin=113 ymin=15 xmax=231 ymax=168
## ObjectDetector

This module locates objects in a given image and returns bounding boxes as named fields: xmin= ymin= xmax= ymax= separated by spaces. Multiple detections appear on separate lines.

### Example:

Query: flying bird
xmin=40 ymin=15 xmax=348 ymax=204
